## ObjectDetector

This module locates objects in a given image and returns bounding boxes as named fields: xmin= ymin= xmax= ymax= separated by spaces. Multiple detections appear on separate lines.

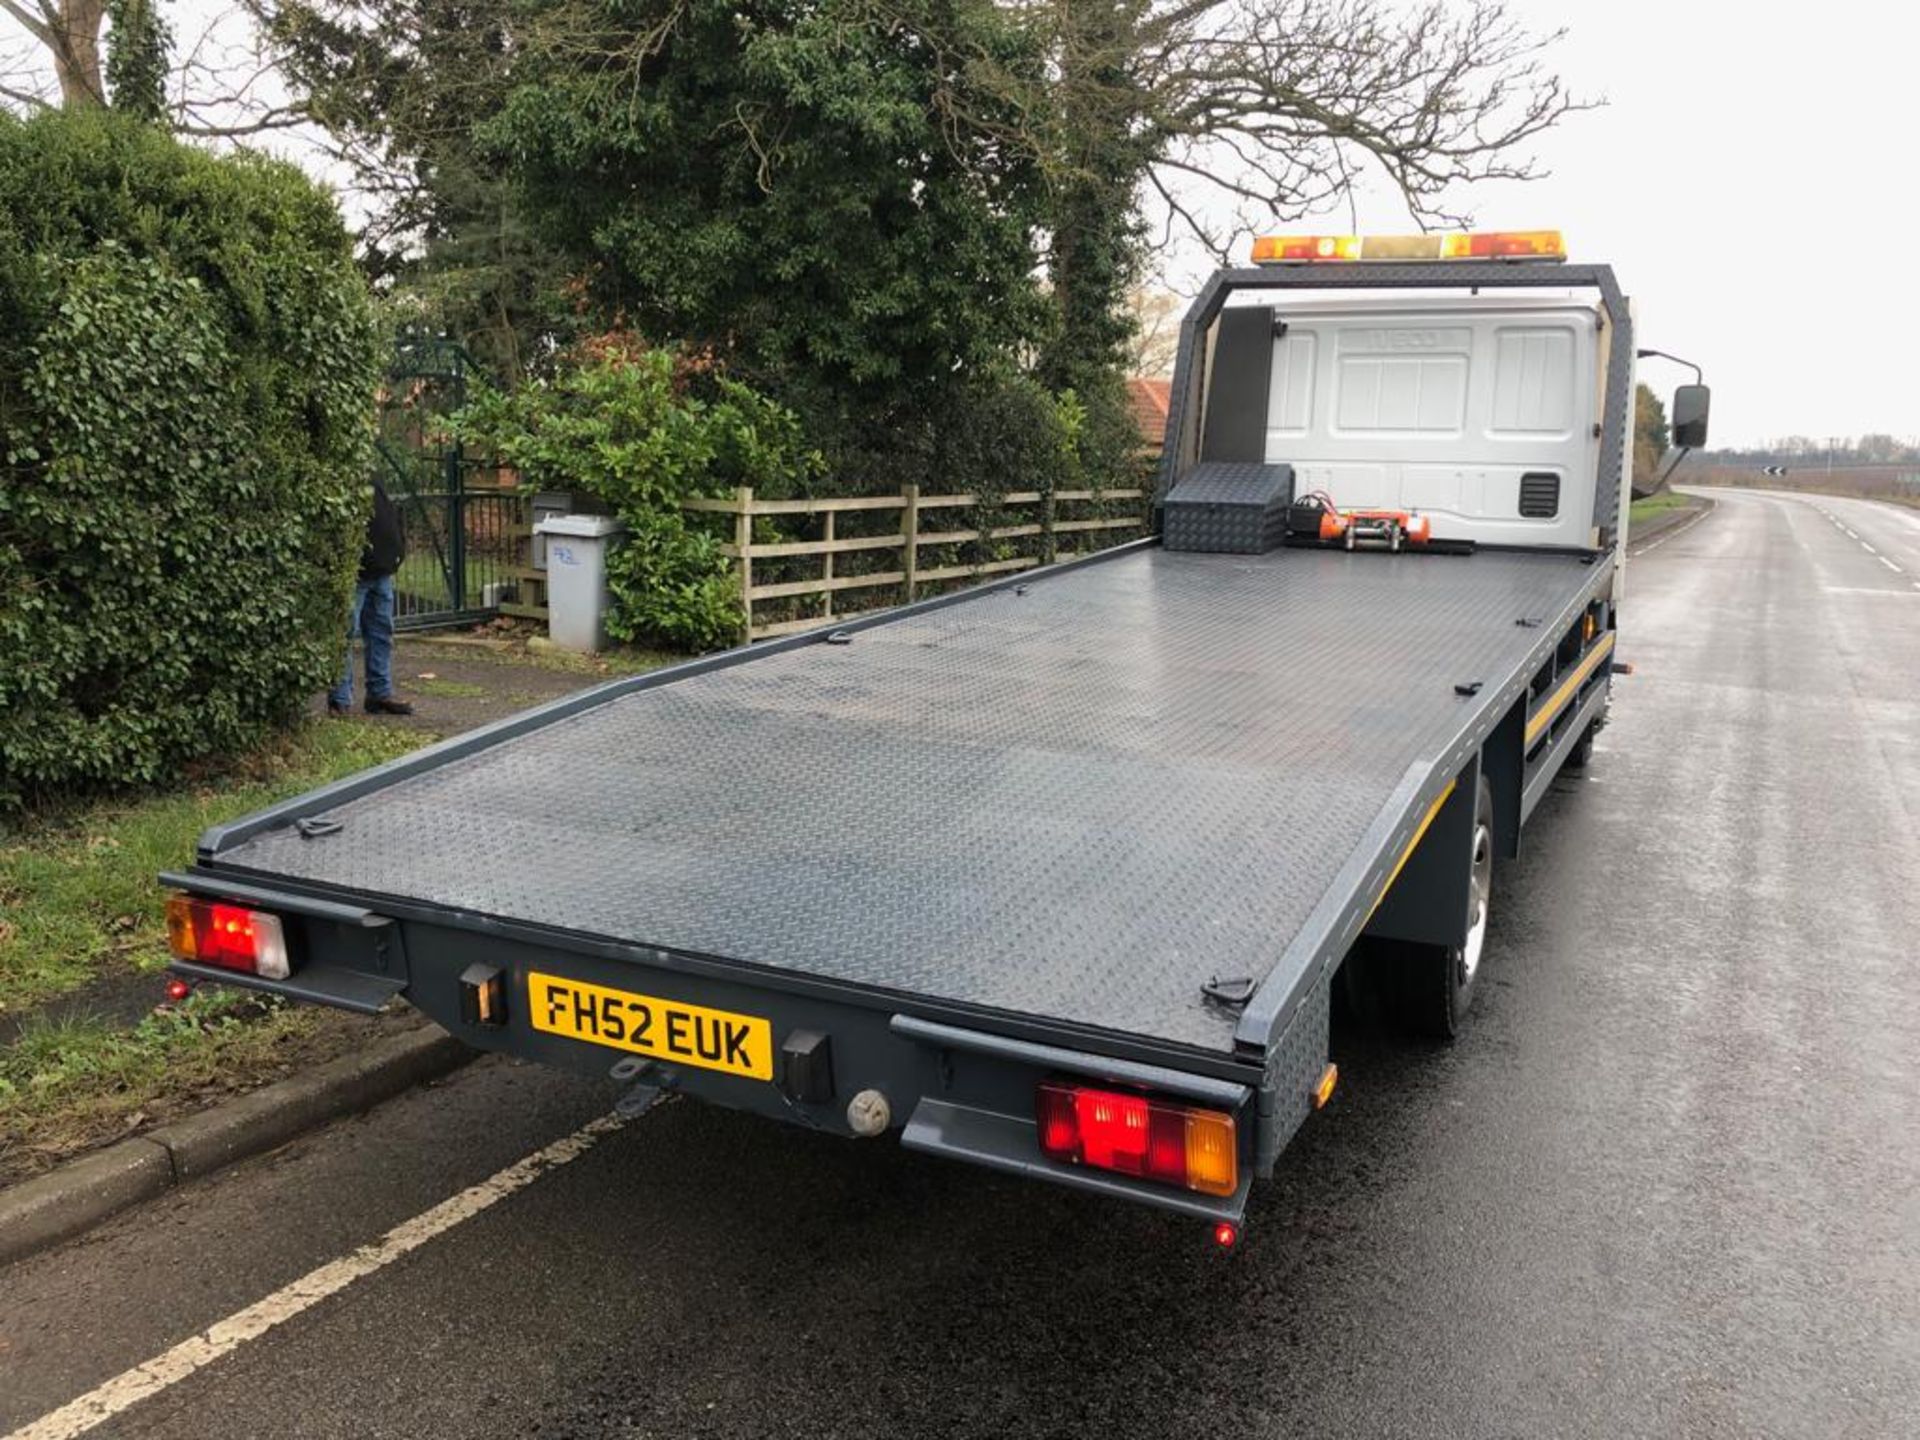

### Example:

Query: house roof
xmin=1127 ymin=378 xmax=1172 ymax=450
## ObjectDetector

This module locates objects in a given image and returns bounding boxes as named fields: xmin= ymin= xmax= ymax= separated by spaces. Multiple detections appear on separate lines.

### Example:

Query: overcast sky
xmin=4 ymin=0 xmax=1911 ymax=448
xmin=1322 ymin=0 xmax=1918 ymax=448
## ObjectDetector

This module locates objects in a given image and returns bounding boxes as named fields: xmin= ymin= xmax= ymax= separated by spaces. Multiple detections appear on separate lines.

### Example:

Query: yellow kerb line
xmin=1525 ymin=631 xmax=1617 ymax=745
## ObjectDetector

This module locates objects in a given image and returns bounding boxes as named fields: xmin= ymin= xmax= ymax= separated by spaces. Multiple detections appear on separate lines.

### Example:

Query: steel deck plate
xmin=220 ymin=546 xmax=1597 ymax=1053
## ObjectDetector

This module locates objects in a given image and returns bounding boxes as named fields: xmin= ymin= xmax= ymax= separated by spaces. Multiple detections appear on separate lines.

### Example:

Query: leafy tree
xmin=250 ymin=0 xmax=577 ymax=380
xmin=481 ymin=0 xmax=1054 ymax=491
xmin=1632 ymin=383 xmax=1669 ymax=492
xmin=0 ymin=106 xmax=380 ymax=801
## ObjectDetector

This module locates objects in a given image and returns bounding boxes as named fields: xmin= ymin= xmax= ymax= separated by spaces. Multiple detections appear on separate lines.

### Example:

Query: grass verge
xmin=0 ymin=719 xmax=431 ymax=1183
xmin=1628 ymin=491 xmax=1694 ymax=525
xmin=0 ymin=994 xmax=405 ymax=1183
xmin=0 ymin=720 xmax=426 ymax=1013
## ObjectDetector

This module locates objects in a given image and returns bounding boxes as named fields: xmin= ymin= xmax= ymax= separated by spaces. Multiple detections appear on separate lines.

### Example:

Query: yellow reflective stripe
xmin=1525 ymin=631 xmax=1617 ymax=745
xmin=1368 ymin=778 xmax=1457 ymax=920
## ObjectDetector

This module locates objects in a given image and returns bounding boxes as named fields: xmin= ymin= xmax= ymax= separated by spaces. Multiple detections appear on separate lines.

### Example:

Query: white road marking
xmin=5 ymin=1113 xmax=629 ymax=1440
xmin=1794 ymin=496 xmax=1910 ymax=576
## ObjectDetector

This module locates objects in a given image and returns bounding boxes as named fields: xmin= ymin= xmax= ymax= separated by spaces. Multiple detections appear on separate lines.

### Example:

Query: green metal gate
xmin=378 ymin=332 xmax=523 ymax=631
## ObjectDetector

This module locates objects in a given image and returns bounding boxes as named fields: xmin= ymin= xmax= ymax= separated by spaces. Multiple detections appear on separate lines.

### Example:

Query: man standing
xmin=328 ymin=477 xmax=414 ymax=717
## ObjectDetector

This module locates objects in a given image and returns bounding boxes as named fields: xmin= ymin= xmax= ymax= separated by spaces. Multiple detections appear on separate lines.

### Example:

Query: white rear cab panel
xmin=1247 ymin=296 xmax=1603 ymax=549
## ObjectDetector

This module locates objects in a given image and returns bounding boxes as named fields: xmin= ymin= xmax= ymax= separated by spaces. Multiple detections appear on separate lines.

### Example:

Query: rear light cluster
xmin=165 ymin=895 xmax=291 ymax=980
xmin=1036 ymin=1081 xmax=1238 ymax=1197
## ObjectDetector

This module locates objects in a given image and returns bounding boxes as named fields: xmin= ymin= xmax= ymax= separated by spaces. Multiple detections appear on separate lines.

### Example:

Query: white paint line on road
xmin=5 ymin=1113 xmax=629 ymax=1440
xmin=1796 ymin=497 xmax=1909 ymax=576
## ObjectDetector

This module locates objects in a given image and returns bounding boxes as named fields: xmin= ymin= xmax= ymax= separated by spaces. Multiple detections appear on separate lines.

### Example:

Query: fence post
xmin=447 ymin=443 xmax=467 ymax=613
xmin=902 ymin=484 xmax=920 ymax=601
xmin=822 ymin=509 xmax=835 ymax=620
xmin=1042 ymin=486 xmax=1057 ymax=566
xmin=735 ymin=486 xmax=754 ymax=642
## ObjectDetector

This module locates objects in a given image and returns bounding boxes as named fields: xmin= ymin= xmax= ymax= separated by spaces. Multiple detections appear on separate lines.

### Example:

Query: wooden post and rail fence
xmin=493 ymin=483 xmax=1152 ymax=640
xmin=681 ymin=485 xmax=1151 ymax=640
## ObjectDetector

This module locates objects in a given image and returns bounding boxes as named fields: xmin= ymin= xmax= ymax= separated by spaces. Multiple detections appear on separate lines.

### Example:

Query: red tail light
xmin=165 ymin=895 xmax=291 ymax=980
xmin=1035 ymin=1081 xmax=1238 ymax=1197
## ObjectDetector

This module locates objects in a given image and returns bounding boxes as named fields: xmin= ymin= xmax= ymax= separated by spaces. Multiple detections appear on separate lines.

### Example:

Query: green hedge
xmin=0 ymin=110 xmax=379 ymax=803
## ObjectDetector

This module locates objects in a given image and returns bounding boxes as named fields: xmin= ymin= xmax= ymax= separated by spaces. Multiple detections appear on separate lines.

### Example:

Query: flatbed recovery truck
xmin=161 ymin=234 xmax=1706 ymax=1241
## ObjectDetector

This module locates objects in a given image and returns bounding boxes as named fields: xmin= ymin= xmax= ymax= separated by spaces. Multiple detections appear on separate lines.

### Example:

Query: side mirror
xmin=1671 ymin=384 xmax=1711 ymax=450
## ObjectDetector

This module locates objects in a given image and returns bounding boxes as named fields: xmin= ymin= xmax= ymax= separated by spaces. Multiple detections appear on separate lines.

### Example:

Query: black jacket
xmin=361 ymin=480 xmax=406 ymax=580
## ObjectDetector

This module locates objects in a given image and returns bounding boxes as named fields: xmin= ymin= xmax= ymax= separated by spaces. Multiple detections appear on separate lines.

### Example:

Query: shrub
xmin=931 ymin=371 xmax=1074 ymax=507
xmin=454 ymin=335 xmax=822 ymax=651
xmin=0 ymin=109 xmax=379 ymax=804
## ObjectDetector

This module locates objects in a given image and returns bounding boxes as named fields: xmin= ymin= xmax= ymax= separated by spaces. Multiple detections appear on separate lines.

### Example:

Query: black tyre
xmin=1564 ymin=686 xmax=1611 ymax=770
xmin=1563 ymin=718 xmax=1597 ymax=770
xmin=1399 ymin=775 xmax=1494 ymax=1041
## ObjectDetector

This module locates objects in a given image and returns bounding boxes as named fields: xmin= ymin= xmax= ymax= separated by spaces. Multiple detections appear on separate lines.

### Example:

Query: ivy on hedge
xmin=0 ymin=109 xmax=380 ymax=803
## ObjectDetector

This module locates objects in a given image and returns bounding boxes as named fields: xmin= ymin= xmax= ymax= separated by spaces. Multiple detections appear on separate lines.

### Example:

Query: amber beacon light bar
xmin=1250 ymin=229 xmax=1566 ymax=264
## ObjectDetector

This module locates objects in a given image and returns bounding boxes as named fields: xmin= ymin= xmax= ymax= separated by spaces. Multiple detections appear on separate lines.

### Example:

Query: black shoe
xmin=326 ymin=699 xmax=350 ymax=717
xmin=364 ymin=695 xmax=414 ymax=716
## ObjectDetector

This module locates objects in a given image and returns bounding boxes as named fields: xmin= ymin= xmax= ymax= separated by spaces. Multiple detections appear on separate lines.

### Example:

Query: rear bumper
xmin=161 ymin=869 xmax=1269 ymax=1225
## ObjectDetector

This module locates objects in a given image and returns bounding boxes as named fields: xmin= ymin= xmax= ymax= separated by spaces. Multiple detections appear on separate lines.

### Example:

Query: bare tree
xmin=927 ymin=0 xmax=1589 ymax=387
xmin=0 ymin=0 xmax=307 ymax=137
xmin=1127 ymin=287 xmax=1184 ymax=377
xmin=1039 ymin=0 xmax=1591 ymax=263
xmin=0 ymin=1 xmax=106 ymax=106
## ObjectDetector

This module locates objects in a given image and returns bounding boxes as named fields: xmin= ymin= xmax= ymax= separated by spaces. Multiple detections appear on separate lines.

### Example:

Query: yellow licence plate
xmin=527 ymin=972 xmax=773 ymax=1081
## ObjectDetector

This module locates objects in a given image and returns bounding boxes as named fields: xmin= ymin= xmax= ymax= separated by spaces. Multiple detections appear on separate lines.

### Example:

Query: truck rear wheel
xmin=1563 ymin=686 xmax=1611 ymax=770
xmin=1401 ymin=775 xmax=1494 ymax=1041
xmin=1563 ymin=717 xmax=1598 ymax=770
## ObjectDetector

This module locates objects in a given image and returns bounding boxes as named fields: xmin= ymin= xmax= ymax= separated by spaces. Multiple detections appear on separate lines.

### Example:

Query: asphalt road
xmin=3 ymin=487 xmax=1916 ymax=1440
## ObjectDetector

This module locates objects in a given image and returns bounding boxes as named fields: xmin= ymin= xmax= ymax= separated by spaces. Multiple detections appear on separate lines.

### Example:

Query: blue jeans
xmin=329 ymin=573 xmax=395 ymax=708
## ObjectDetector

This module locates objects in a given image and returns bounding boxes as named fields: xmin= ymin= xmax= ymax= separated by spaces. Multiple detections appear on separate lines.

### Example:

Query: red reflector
xmin=1035 ymin=1081 xmax=1238 ymax=1197
xmin=164 ymin=977 xmax=192 ymax=1003
xmin=1213 ymin=1221 xmax=1238 ymax=1249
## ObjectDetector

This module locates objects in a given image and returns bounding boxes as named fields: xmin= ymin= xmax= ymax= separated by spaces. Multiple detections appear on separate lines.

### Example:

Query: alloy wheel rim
xmin=1460 ymin=821 xmax=1493 ymax=984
